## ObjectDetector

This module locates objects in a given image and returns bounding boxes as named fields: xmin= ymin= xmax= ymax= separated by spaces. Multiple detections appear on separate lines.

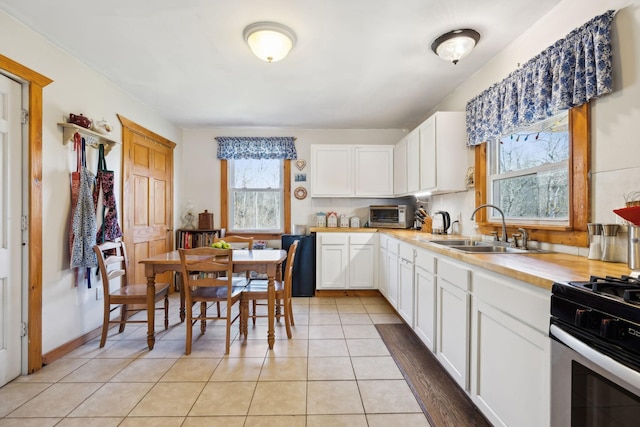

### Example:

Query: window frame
xmin=474 ymin=103 xmax=590 ymax=247
xmin=487 ymin=110 xmax=570 ymax=226
xmin=220 ymin=159 xmax=291 ymax=239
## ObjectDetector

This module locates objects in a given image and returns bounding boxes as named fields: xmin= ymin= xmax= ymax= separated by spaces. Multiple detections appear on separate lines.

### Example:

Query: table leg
xmin=176 ymin=272 xmax=185 ymax=322
xmin=267 ymin=264 xmax=276 ymax=349
xmin=146 ymin=274 xmax=156 ymax=350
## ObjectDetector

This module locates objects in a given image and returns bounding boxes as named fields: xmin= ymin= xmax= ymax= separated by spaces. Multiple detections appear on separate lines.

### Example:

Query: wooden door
xmin=118 ymin=115 xmax=175 ymax=285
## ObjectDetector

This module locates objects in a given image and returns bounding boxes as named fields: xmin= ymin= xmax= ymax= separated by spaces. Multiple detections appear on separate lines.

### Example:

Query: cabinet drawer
xmin=438 ymin=258 xmax=470 ymax=292
xmin=399 ymin=244 xmax=414 ymax=261
xmin=350 ymin=233 xmax=375 ymax=245
xmin=474 ymin=270 xmax=550 ymax=333
xmin=415 ymin=249 xmax=436 ymax=274
xmin=320 ymin=233 xmax=348 ymax=245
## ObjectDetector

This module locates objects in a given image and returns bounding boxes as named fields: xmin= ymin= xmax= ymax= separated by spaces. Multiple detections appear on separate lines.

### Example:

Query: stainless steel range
xmin=550 ymin=276 xmax=640 ymax=426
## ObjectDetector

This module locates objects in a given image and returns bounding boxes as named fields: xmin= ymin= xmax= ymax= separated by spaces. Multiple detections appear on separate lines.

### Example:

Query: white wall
xmin=428 ymin=0 xmax=640 ymax=259
xmin=181 ymin=128 xmax=409 ymax=234
xmin=0 ymin=10 xmax=182 ymax=353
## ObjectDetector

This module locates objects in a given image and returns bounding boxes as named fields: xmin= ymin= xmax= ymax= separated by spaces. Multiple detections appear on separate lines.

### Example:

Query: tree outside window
xmin=229 ymin=159 xmax=283 ymax=232
xmin=488 ymin=111 xmax=569 ymax=224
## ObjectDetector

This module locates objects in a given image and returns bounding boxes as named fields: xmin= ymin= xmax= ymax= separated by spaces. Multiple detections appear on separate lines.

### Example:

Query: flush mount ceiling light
xmin=431 ymin=29 xmax=480 ymax=64
xmin=243 ymin=21 xmax=296 ymax=63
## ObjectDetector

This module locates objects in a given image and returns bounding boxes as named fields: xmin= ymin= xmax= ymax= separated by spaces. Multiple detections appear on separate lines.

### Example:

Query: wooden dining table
xmin=139 ymin=248 xmax=287 ymax=350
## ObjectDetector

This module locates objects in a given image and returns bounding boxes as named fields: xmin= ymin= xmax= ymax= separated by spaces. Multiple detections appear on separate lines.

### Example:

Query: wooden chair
xmin=93 ymin=240 xmax=170 ymax=348
xmin=214 ymin=235 xmax=254 ymax=249
xmin=240 ymin=240 xmax=298 ymax=339
xmin=212 ymin=235 xmax=254 ymax=314
xmin=179 ymin=247 xmax=244 ymax=355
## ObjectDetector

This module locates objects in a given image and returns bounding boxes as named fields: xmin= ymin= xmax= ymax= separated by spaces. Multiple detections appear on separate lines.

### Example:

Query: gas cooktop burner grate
xmin=569 ymin=275 xmax=640 ymax=304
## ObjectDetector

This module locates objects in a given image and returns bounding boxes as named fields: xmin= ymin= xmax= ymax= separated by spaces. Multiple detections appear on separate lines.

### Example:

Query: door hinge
xmin=20 ymin=322 xmax=27 ymax=337
xmin=21 ymin=215 xmax=28 ymax=231
xmin=21 ymin=109 xmax=28 ymax=124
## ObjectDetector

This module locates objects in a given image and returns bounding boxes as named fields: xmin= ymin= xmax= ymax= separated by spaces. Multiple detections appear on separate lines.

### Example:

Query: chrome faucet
xmin=470 ymin=204 xmax=508 ymax=243
xmin=517 ymin=227 xmax=529 ymax=249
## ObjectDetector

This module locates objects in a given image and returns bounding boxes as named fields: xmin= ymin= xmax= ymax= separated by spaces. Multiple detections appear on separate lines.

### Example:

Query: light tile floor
xmin=0 ymin=294 xmax=430 ymax=426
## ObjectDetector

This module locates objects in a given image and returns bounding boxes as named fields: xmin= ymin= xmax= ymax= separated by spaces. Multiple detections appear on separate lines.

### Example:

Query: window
xmin=228 ymin=159 xmax=283 ymax=233
xmin=220 ymin=159 xmax=291 ymax=238
xmin=475 ymin=103 xmax=590 ymax=246
xmin=488 ymin=111 xmax=569 ymax=225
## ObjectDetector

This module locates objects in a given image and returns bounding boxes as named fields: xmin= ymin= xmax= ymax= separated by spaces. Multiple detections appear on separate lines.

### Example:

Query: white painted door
xmin=0 ymin=73 xmax=23 ymax=387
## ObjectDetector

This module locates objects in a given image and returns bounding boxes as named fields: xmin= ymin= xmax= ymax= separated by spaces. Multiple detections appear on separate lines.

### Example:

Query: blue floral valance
xmin=215 ymin=136 xmax=297 ymax=160
xmin=466 ymin=10 xmax=615 ymax=146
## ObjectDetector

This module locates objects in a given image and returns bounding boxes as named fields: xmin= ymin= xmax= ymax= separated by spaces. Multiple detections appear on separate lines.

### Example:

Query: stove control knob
xmin=574 ymin=309 xmax=596 ymax=328
xmin=600 ymin=318 xmax=624 ymax=340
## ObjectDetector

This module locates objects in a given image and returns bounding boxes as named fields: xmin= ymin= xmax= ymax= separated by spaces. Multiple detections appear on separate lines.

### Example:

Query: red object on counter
xmin=613 ymin=206 xmax=640 ymax=226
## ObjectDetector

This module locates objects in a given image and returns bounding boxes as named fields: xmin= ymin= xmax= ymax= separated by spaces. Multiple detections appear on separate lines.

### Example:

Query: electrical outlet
xmin=96 ymin=286 xmax=103 ymax=300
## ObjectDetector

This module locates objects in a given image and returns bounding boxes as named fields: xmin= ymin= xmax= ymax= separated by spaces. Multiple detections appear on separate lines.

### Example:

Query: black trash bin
xmin=281 ymin=233 xmax=316 ymax=297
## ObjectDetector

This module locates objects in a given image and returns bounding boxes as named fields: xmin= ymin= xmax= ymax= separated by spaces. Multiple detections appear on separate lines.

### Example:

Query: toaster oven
xmin=369 ymin=205 xmax=412 ymax=229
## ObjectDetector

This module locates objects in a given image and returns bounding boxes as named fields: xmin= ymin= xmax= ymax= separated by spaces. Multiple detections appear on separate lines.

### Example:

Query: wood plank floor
xmin=376 ymin=323 xmax=493 ymax=427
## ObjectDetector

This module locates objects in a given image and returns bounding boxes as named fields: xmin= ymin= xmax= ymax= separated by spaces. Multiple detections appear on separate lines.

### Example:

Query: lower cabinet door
xmin=397 ymin=258 xmax=415 ymax=326
xmin=386 ymin=251 xmax=399 ymax=309
xmin=318 ymin=242 xmax=348 ymax=289
xmin=470 ymin=298 xmax=550 ymax=427
xmin=349 ymin=243 xmax=376 ymax=288
xmin=378 ymin=247 xmax=388 ymax=296
xmin=436 ymin=278 xmax=470 ymax=390
xmin=414 ymin=265 xmax=436 ymax=352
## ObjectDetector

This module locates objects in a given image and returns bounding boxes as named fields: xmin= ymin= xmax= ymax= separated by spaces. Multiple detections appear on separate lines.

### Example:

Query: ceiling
xmin=0 ymin=0 xmax=562 ymax=130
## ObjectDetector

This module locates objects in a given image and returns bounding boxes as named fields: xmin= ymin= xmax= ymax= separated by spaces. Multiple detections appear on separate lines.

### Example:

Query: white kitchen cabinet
xmin=470 ymin=270 xmax=550 ymax=427
xmin=406 ymin=129 xmax=420 ymax=194
xmin=397 ymin=243 xmax=415 ymax=326
xmin=316 ymin=232 xmax=377 ymax=290
xmin=436 ymin=257 xmax=471 ymax=390
xmin=385 ymin=238 xmax=400 ymax=308
xmin=311 ymin=144 xmax=393 ymax=197
xmin=354 ymin=145 xmax=394 ymax=196
xmin=393 ymin=137 xmax=407 ymax=195
xmin=378 ymin=235 xmax=389 ymax=297
xmin=414 ymin=248 xmax=436 ymax=352
xmin=418 ymin=111 xmax=468 ymax=194
xmin=349 ymin=233 xmax=377 ymax=288
xmin=317 ymin=233 xmax=349 ymax=288
xmin=310 ymin=145 xmax=352 ymax=197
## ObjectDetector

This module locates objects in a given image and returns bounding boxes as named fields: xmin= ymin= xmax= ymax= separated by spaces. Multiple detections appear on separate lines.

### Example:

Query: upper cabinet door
xmin=310 ymin=145 xmax=353 ymax=197
xmin=393 ymin=137 xmax=407 ymax=196
xmin=419 ymin=112 xmax=468 ymax=194
xmin=354 ymin=145 xmax=393 ymax=196
xmin=419 ymin=116 xmax=437 ymax=190
xmin=406 ymin=129 xmax=420 ymax=193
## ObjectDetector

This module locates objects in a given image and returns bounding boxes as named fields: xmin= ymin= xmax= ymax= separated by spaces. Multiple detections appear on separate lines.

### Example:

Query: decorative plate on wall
xmin=294 ymin=186 xmax=307 ymax=200
xmin=295 ymin=159 xmax=306 ymax=170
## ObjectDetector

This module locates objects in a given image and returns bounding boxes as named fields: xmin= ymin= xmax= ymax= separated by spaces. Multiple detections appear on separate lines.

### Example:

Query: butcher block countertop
xmin=310 ymin=227 xmax=631 ymax=291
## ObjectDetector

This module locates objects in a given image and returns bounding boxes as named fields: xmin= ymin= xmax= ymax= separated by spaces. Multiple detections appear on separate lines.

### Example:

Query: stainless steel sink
xmin=428 ymin=239 xmax=553 ymax=254
xmin=448 ymin=245 xmax=529 ymax=253
xmin=428 ymin=239 xmax=490 ymax=247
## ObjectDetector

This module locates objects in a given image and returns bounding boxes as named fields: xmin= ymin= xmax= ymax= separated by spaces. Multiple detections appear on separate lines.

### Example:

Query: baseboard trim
xmin=42 ymin=325 xmax=109 ymax=365
xmin=314 ymin=289 xmax=382 ymax=298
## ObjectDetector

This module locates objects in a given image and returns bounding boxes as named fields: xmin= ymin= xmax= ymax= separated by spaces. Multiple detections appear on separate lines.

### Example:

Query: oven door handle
xmin=550 ymin=324 xmax=640 ymax=391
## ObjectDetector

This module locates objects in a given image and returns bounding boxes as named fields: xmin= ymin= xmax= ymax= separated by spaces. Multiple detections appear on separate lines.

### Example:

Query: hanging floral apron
xmin=93 ymin=144 xmax=123 ymax=242
xmin=70 ymin=137 xmax=98 ymax=286
xmin=69 ymin=132 xmax=82 ymax=259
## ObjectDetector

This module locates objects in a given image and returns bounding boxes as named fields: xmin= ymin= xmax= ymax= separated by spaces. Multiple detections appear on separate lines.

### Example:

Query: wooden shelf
xmin=58 ymin=122 xmax=120 ymax=154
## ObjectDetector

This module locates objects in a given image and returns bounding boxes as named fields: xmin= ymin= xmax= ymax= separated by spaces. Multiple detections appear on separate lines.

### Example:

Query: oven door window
xmin=572 ymin=361 xmax=640 ymax=426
